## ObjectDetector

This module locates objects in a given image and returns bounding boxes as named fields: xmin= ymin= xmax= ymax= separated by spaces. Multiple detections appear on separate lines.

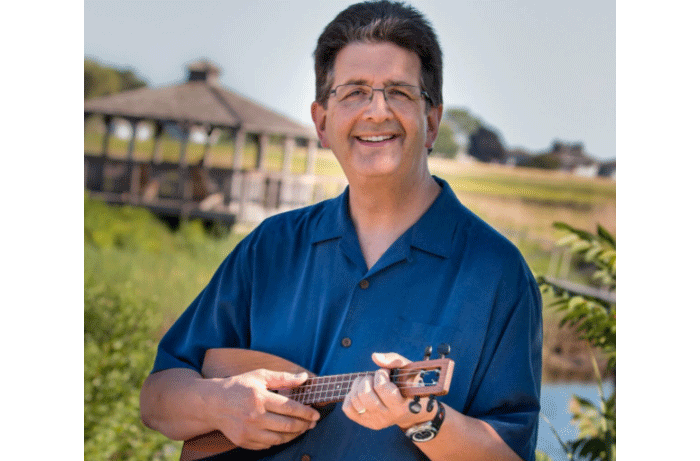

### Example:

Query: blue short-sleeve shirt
xmin=152 ymin=177 xmax=542 ymax=461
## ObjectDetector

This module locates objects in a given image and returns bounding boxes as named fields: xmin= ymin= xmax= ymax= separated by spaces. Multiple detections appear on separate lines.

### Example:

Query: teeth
xmin=358 ymin=135 xmax=394 ymax=142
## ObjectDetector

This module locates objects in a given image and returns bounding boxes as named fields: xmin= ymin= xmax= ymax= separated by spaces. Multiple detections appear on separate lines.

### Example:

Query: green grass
xmin=84 ymin=195 xmax=246 ymax=323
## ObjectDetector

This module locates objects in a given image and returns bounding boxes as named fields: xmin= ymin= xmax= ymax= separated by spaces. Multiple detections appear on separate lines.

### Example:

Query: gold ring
xmin=357 ymin=408 xmax=366 ymax=415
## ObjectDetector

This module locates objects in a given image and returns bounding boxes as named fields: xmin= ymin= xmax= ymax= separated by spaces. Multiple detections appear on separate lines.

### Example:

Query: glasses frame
xmin=329 ymin=83 xmax=433 ymax=109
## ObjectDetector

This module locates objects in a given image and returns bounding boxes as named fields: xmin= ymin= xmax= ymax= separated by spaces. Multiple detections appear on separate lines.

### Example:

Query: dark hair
xmin=313 ymin=0 xmax=443 ymax=108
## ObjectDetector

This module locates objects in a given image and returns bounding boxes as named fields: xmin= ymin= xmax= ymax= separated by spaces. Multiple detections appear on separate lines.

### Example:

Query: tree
xmin=468 ymin=127 xmax=506 ymax=163
xmin=85 ymin=58 xmax=148 ymax=100
xmin=432 ymin=124 xmax=459 ymax=158
xmin=445 ymin=107 xmax=482 ymax=136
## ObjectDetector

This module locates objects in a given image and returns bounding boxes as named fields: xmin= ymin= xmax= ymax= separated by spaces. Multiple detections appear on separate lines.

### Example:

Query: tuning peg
xmin=423 ymin=345 xmax=433 ymax=361
xmin=427 ymin=395 xmax=436 ymax=412
xmin=437 ymin=343 xmax=451 ymax=358
xmin=409 ymin=396 xmax=422 ymax=414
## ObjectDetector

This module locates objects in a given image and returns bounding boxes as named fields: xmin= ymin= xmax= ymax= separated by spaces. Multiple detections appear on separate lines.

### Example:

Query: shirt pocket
xmin=389 ymin=316 xmax=469 ymax=411
xmin=389 ymin=316 xmax=463 ymax=360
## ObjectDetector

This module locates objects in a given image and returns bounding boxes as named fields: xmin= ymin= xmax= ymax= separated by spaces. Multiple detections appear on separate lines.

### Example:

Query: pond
xmin=537 ymin=381 xmax=615 ymax=460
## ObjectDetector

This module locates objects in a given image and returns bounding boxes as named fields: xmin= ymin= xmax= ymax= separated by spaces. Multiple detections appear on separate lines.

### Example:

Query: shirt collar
xmin=310 ymin=186 xmax=352 ymax=245
xmin=408 ymin=176 xmax=459 ymax=259
xmin=311 ymin=176 xmax=462 ymax=260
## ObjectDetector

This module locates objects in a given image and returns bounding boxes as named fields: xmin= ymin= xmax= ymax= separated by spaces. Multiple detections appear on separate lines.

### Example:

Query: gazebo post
xmin=280 ymin=135 xmax=295 ymax=207
xmin=201 ymin=124 xmax=215 ymax=169
xmin=282 ymin=136 xmax=294 ymax=173
xmin=94 ymin=114 xmax=114 ymax=191
xmin=227 ymin=127 xmax=246 ymax=207
xmin=127 ymin=117 xmax=141 ymax=204
xmin=101 ymin=115 xmax=113 ymax=159
xmin=177 ymin=122 xmax=192 ymax=201
xmin=306 ymin=138 xmax=318 ymax=175
xmin=151 ymin=121 xmax=164 ymax=164
xmin=257 ymin=132 xmax=269 ymax=171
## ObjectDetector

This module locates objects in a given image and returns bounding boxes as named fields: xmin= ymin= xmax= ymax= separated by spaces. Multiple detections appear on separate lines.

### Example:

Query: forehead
xmin=332 ymin=41 xmax=422 ymax=86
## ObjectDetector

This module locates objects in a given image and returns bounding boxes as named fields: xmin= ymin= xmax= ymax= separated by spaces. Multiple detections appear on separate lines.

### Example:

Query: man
xmin=140 ymin=2 xmax=542 ymax=460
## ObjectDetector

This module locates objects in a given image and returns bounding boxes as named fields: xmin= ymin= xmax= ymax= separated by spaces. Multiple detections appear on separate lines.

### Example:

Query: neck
xmin=348 ymin=171 xmax=439 ymax=230
xmin=346 ymin=171 xmax=440 ymax=269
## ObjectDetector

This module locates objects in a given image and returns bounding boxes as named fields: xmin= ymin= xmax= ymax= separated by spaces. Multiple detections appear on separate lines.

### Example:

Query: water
xmin=537 ymin=381 xmax=615 ymax=461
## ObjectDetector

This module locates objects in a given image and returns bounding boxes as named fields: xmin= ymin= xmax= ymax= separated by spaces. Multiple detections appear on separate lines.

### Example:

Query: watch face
xmin=411 ymin=428 xmax=436 ymax=442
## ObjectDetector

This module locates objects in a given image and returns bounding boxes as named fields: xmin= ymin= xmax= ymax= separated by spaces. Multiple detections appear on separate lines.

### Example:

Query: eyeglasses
xmin=329 ymin=83 xmax=431 ymax=110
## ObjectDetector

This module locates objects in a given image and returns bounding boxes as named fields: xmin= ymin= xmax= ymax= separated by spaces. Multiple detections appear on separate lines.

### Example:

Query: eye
xmin=340 ymin=85 xmax=370 ymax=101
xmin=386 ymin=86 xmax=414 ymax=101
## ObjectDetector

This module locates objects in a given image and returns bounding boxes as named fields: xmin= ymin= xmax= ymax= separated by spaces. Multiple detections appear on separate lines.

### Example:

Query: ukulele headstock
xmin=391 ymin=344 xmax=455 ymax=398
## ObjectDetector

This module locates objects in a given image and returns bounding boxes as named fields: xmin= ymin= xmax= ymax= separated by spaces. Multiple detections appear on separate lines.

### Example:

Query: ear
xmin=311 ymin=101 xmax=330 ymax=148
xmin=424 ymin=104 xmax=443 ymax=150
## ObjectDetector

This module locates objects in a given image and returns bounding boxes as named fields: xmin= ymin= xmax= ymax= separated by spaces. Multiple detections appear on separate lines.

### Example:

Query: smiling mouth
xmin=356 ymin=135 xmax=398 ymax=142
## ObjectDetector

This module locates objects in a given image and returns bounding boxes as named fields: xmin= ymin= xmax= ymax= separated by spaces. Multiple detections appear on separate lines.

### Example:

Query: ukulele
xmin=180 ymin=346 xmax=454 ymax=461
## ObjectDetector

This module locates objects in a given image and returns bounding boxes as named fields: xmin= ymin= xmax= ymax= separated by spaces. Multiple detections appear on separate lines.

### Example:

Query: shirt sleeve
xmin=466 ymin=255 xmax=543 ymax=461
xmin=150 ymin=233 xmax=255 ymax=374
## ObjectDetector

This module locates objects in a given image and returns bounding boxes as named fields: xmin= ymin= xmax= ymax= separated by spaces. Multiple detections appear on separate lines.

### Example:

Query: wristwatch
xmin=403 ymin=401 xmax=445 ymax=442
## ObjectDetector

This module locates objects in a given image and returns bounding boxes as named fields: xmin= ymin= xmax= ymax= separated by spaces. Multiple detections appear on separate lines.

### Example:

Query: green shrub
xmin=84 ymin=274 xmax=180 ymax=460
xmin=538 ymin=223 xmax=616 ymax=461
xmin=84 ymin=194 xmax=245 ymax=459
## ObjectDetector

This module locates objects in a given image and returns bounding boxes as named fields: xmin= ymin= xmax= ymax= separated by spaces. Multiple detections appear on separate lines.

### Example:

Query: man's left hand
xmin=342 ymin=352 xmax=437 ymax=431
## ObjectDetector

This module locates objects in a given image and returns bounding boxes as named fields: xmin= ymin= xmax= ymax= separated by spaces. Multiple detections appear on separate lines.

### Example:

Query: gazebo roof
xmin=84 ymin=60 xmax=316 ymax=138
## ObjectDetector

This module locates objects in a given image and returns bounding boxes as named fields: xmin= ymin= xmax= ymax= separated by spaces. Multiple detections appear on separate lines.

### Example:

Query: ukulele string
xmin=295 ymin=369 xmax=441 ymax=384
xmin=292 ymin=370 xmax=440 ymax=390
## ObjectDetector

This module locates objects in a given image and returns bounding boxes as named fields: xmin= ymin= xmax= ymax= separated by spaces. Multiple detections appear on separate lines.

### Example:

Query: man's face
xmin=311 ymin=41 xmax=442 ymax=184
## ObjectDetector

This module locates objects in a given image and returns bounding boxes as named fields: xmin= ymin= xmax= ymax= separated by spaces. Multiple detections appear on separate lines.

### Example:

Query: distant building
xmin=509 ymin=141 xmax=615 ymax=178
xmin=598 ymin=160 xmax=616 ymax=179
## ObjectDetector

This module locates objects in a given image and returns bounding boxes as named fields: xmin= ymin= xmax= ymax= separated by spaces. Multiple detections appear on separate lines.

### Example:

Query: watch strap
xmin=430 ymin=400 xmax=445 ymax=431
xmin=404 ymin=400 xmax=445 ymax=442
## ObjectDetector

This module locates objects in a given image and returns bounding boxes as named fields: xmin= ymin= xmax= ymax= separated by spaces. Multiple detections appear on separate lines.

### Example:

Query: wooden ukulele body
xmin=178 ymin=348 xmax=454 ymax=461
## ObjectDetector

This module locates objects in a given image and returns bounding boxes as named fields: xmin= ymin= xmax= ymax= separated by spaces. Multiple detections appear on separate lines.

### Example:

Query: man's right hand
xmin=209 ymin=369 xmax=321 ymax=450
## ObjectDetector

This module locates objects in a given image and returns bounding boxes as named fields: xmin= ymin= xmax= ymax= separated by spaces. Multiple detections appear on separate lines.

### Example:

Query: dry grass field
xmin=84 ymin=127 xmax=614 ymax=248
xmin=312 ymin=149 xmax=615 ymax=248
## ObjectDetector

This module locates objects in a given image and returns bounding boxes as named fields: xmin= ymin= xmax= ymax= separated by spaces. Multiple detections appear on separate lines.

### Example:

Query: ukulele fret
xmin=291 ymin=371 xmax=377 ymax=405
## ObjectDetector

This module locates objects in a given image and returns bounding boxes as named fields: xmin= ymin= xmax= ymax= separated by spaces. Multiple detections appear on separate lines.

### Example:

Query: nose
xmin=363 ymin=88 xmax=393 ymax=121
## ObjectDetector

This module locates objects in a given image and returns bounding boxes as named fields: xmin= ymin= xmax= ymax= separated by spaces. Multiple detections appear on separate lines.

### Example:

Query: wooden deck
xmin=84 ymin=154 xmax=342 ymax=225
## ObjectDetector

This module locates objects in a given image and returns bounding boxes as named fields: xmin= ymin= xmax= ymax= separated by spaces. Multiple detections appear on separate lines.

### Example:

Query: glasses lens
xmin=332 ymin=84 xmax=423 ymax=108
xmin=385 ymin=85 xmax=420 ymax=102
xmin=336 ymin=85 xmax=372 ymax=105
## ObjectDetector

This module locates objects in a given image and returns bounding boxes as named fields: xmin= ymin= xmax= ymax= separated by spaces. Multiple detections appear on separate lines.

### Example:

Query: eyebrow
xmin=337 ymin=78 xmax=417 ymax=87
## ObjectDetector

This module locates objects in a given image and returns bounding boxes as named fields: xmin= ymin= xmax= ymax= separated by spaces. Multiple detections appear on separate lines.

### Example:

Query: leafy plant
xmin=84 ymin=195 xmax=242 ymax=460
xmin=538 ymin=222 xmax=616 ymax=461
xmin=84 ymin=275 xmax=180 ymax=460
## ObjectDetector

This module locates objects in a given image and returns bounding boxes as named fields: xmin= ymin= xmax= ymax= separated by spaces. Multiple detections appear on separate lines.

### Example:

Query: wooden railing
xmin=84 ymin=154 xmax=347 ymax=224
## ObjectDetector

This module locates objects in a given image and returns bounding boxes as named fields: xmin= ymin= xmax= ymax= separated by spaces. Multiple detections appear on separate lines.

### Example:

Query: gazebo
xmin=84 ymin=59 xmax=327 ymax=224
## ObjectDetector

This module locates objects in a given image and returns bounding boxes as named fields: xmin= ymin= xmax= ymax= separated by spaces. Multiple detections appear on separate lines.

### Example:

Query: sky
xmin=84 ymin=0 xmax=616 ymax=160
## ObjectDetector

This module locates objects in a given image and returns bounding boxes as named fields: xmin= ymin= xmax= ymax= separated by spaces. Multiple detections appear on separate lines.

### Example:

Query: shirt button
xmin=341 ymin=337 xmax=352 ymax=347
xmin=301 ymin=455 xmax=311 ymax=461
xmin=359 ymin=279 xmax=369 ymax=289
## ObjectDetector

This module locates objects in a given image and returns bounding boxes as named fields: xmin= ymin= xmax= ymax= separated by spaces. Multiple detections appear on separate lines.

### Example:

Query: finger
xmin=261 ymin=411 xmax=317 ymax=434
xmin=372 ymin=368 xmax=404 ymax=406
xmin=372 ymin=352 xmax=411 ymax=368
xmin=356 ymin=375 xmax=387 ymax=413
xmin=343 ymin=376 xmax=368 ymax=416
xmin=265 ymin=392 xmax=320 ymax=422
xmin=261 ymin=370 xmax=311 ymax=389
